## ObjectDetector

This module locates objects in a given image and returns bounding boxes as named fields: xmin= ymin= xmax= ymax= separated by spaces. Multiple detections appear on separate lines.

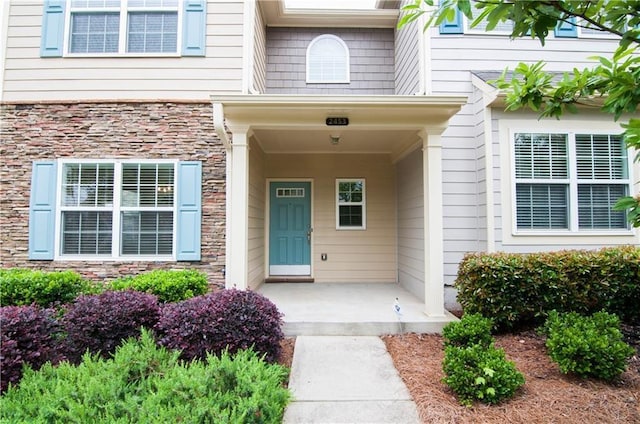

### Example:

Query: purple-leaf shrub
xmin=0 ymin=305 xmax=64 ymax=393
xmin=155 ymin=289 xmax=284 ymax=362
xmin=62 ymin=290 xmax=160 ymax=363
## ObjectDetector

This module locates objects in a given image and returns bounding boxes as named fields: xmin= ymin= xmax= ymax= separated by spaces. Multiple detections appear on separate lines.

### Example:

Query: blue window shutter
xmin=555 ymin=16 xmax=578 ymax=38
xmin=182 ymin=0 xmax=206 ymax=56
xmin=29 ymin=161 xmax=57 ymax=260
xmin=439 ymin=9 xmax=464 ymax=34
xmin=176 ymin=161 xmax=202 ymax=261
xmin=40 ymin=0 xmax=66 ymax=57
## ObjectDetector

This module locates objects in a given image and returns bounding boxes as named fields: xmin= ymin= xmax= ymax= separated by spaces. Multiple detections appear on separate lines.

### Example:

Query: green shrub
xmin=542 ymin=310 xmax=634 ymax=380
xmin=455 ymin=246 xmax=640 ymax=330
xmin=443 ymin=313 xmax=494 ymax=348
xmin=0 ymin=268 xmax=99 ymax=307
xmin=0 ymin=329 xmax=291 ymax=423
xmin=442 ymin=344 xmax=525 ymax=407
xmin=110 ymin=269 xmax=208 ymax=302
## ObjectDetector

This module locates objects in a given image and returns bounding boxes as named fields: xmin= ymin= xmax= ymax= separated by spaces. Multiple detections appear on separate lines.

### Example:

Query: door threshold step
xmin=265 ymin=277 xmax=314 ymax=283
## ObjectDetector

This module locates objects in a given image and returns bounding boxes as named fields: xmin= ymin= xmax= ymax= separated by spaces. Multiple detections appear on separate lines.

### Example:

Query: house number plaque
xmin=326 ymin=117 xmax=349 ymax=126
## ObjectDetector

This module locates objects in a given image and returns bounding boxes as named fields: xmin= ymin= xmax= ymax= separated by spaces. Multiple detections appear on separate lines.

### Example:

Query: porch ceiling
xmin=211 ymin=94 xmax=468 ymax=159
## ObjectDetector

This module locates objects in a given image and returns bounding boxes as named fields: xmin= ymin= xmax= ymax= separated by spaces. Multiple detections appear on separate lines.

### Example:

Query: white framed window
xmin=336 ymin=179 xmax=366 ymax=230
xmin=57 ymin=159 xmax=177 ymax=259
xmin=577 ymin=19 xmax=619 ymax=39
xmin=512 ymin=131 xmax=631 ymax=233
xmin=66 ymin=0 xmax=179 ymax=55
xmin=306 ymin=34 xmax=350 ymax=83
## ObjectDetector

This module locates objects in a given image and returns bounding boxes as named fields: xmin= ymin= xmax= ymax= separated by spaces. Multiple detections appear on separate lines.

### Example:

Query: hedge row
xmin=0 ymin=268 xmax=209 ymax=307
xmin=455 ymin=246 xmax=640 ymax=330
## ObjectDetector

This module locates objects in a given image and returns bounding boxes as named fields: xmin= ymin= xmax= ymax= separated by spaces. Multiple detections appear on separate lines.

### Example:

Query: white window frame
xmin=306 ymin=34 xmax=350 ymax=84
xmin=336 ymin=178 xmax=366 ymax=230
xmin=54 ymin=158 xmax=178 ymax=261
xmin=499 ymin=119 xmax=639 ymax=246
xmin=63 ymin=0 xmax=182 ymax=57
xmin=577 ymin=18 xmax=619 ymax=39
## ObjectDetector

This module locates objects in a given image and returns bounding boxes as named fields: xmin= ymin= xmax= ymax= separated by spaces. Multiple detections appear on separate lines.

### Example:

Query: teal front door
xmin=269 ymin=182 xmax=311 ymax=275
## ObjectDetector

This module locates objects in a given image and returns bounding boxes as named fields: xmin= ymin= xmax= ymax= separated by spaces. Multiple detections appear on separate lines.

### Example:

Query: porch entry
xmin=269 ymin=181 xmax=312 ymax=276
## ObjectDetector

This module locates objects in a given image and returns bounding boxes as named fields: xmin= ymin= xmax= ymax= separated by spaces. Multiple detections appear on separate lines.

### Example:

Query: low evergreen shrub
xmin=442 ymin=343 xmax=525 ymax=407
xmin=443 ymin=313 xmax=494 ymax=348
xmin=455 ymin=246 xmax=640 ymax=330
xmin=0 ymin=305 xmax=65 ymax=393
xmin=0 ymin=268 xmax=99 ymax=308
xmin=62 ymin=290 xmax=160 ymax=363
xmin=542 ymin=310 xmax=634 ymax=380
xmin=155 ymin=289 xmax=284 ymax=362
xmin=0 ymin=330 xmax=291 ymax=423
xmin=110 ymin=269 xmax=208 ymax=303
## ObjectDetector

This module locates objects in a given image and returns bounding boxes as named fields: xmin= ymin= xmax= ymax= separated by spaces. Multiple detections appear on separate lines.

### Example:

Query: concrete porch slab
xmin=257 ymin=282 xmax=457 ymax=336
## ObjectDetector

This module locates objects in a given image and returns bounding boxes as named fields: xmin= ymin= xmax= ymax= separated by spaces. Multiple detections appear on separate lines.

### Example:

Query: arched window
xmin=306 ymin=35 xmax=350 ymax=83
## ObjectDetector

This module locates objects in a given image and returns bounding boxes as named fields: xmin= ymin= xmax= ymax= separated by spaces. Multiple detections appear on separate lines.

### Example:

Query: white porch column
xmin=420 ymin=130 xmax=445 ymax=317
xmin=226 ymin=128 xmax=251 ymax=289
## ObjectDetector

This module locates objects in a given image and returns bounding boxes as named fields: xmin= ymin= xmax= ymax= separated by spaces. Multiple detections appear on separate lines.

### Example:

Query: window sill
xmin=54 ymin=255 xmax=176 ymax=262
xmin=63 ymin=53 xmax=182 ymax=58
xmin=503 ymin=229 xmax=638 ymax=246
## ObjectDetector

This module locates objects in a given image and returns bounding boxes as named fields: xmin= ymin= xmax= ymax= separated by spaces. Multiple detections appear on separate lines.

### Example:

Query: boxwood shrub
xmin=442 ymin=313 xmax=494 ymax=349
xmin=109 ymin=269 xmax=208 ymax=303
xmin=542 ymin=310 xmax=634 ymax=380
xmin=155 ymin=289 xmax=284 ymax=362
xmin=0 ymin=269 xmax=99 ymax=308
xmin=62 ymin=290 xmax=160 ymax=363
xmin=455 ymin=246 xmax=640 ymax=330
xmin=442 ymin=343 xmax=525 ymax=407
xmin=0 ymin=330 xmax=291 ymax=423
xmin=0 ymin=305 xmax=65 ymax=393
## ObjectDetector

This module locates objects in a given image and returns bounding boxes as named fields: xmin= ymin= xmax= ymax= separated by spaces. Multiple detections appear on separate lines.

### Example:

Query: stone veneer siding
xmin=0 ymin=101 xmax=226 ymax=287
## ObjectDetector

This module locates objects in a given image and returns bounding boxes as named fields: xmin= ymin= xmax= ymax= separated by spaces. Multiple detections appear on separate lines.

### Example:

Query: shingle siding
xmin=265 ymin=27 xmax=395 ymax=95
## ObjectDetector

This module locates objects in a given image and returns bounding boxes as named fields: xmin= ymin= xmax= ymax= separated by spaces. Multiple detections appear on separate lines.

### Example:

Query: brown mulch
xmin=382 ymin=332 xmax=640 ymax=424
xmin=277 ymin=337 xmax=296 ymax=370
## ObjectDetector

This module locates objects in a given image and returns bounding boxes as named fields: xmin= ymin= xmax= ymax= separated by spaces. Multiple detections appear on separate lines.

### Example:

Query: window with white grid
xmin=336 ymin=179 xmax=366 ymax=229
xmin=513 ymin=132 xmax=630 ymax=231
xmin=59 ymin=161 xmax=176 ymax=258
xmin=307 ymin=35 xmax=350 ymax=83
xmin=68 ymin=0 xmax=179 ymax=54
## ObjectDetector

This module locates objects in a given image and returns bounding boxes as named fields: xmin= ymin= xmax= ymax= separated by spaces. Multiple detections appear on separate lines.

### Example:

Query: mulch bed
xmin=382 ymin=331 xmax=640 ymax=424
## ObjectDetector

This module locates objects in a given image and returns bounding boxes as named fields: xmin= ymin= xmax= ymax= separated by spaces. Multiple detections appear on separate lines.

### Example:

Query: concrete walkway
xmin=283 ymin=336 xmax=420 ymax=424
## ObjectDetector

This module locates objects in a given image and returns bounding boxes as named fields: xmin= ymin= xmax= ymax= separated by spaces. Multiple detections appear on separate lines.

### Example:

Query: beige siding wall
xmin=247 ymin=138 xmax=266 ymax=289
xmin=265 ymin=153 xmax=397 ymax=283
xmin=252 ymin=0 xmax=266 ymax=93
xmin=396 ymin=148 xmax=424 ymax=299
xmin=430 ymin=31 xmax=622 ymax=284
xmin=3 ymin=0 xmax=245 ymax=101
xmin=394 ymin=0 xmax=420 ymax=95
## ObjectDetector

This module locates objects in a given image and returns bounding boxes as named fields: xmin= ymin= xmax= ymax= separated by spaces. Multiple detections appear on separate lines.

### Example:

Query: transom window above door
xmin=306 ymin=34 xmax=350 ymax=83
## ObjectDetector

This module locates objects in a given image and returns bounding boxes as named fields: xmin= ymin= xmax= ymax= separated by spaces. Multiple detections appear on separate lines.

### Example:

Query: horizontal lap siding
xmin=394 ymin=1 xmax=420 ymax=95
xmin=431 ymin=29 xmax=622 ymax=284
xmin=265 ymin=153 xmax=396 ymax=283
xmin=396 ymin=148 xmax=424 ymax=299
xmin=265 ymin=27 xmax=395 ymax=95
xmin=248 ymin=139 xmax=266 ymax=289
xmin=3 ymin=1 xmax=245 ymax=101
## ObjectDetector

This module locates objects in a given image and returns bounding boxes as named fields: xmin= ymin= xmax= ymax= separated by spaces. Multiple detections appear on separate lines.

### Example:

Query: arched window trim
xmin=306 ymin=34 xmax=350 ymax=84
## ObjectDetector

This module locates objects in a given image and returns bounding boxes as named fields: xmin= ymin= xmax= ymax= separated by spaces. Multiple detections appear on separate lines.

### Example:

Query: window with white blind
xmin=68 ymin=0 xmax=179 ymax=54
xmin=513 ymin=132 xmax=630 ymax=232
xmin=60 ymin=161 xmax=176 ymax=257
xmin=306 ymin=35 xmax=350 ymax=83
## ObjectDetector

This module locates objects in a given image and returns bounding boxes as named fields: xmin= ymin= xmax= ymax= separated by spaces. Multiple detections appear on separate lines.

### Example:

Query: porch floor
xmin=257 ymin=282 xmax=457 ymax=336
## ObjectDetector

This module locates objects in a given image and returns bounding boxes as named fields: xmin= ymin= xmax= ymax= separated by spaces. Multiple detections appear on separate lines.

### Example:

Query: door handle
xmin=307 ymin=227 xmax=313 ymax=242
